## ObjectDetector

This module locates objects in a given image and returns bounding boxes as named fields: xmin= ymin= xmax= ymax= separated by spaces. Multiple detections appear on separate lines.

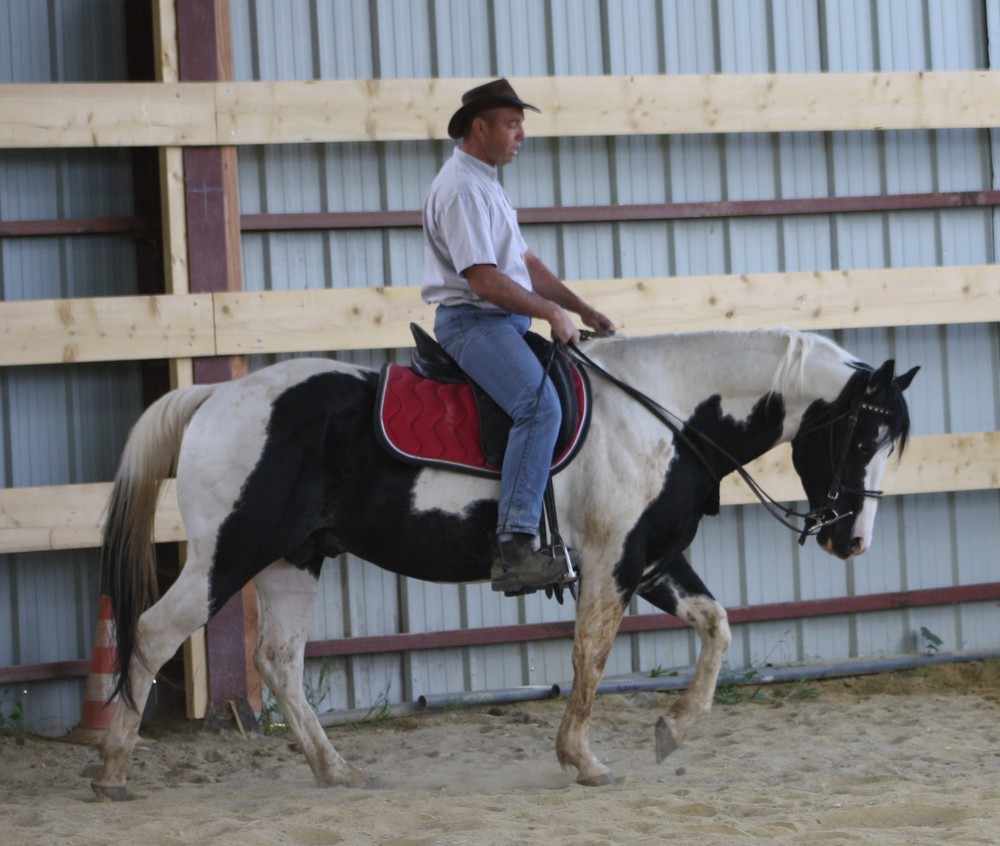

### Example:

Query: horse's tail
xmin=103 ymin=383 xmax=218 ymax=709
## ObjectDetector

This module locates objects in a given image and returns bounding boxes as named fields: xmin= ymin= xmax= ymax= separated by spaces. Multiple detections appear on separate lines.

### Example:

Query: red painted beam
xmin=0 ymin=218 xmax=149 ymax=238
xmin=2 ymin=582 xmax=997 ymax=685
xmin=0 ymin=659 xmax=89 ymax=685
xmin=7 ymin=190 xmax=999 ymax=241
xmin=176 ymin=0 xmax=256 ymax=729
xmin=304 ymin=581 xmax=1000 ymax=660
xmin=240 ymin=190 xmax=1000 ymax=233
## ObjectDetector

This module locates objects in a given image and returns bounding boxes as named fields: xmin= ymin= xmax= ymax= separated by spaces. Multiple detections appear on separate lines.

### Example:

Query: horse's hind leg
xmin=93 ymin=557 xmax=213 ymax=800
xmin=556 ymin=565 xmax=627 ymax=786
xmin=638 ymin=554 xmax=731 ymax=761
xmin=253 ymin=560 xmax=369 ymax=788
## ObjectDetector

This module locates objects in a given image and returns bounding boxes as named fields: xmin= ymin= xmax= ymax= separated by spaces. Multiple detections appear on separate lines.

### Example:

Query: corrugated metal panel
xmin=230 ymin=0 xmax=998 ymax=713
xmin=0 ymin=1 xmax=140 ymax=734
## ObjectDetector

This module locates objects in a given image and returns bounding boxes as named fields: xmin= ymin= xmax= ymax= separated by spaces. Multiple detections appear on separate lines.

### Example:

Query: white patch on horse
xmin=559 ymin=386 xmax=676 ymax=558
xmin=850 ymin=426 xmax=892 ymax=556
xmin=178 ymin=359 xmax=365 ymax=536
xmin=411 ymin=468 xmax=498 ymax=517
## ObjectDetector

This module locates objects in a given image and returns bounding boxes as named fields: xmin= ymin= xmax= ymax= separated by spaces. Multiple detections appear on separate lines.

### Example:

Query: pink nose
xmin=851 ymin=536 xmax=867 ymax=556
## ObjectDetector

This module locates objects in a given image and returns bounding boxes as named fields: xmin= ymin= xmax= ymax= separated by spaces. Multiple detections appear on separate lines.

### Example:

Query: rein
xmin=565 ymin=339 xmax=887 ymax=545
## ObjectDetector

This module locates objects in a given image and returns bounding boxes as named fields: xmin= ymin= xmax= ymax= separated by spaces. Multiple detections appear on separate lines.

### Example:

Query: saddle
xmin=375 ymin=323 xmax=591 ymax=477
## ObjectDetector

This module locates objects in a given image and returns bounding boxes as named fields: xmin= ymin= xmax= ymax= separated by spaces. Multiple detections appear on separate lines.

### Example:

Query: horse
xmin=91 ymin=327 xmax=918 ymax=799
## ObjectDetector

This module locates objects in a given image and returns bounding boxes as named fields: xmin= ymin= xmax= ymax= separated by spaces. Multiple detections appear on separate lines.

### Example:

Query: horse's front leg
xmin=639 ymin=554 xmax=731 ymax=761
xmin=556 ymin=566 xmax=626 ymax=786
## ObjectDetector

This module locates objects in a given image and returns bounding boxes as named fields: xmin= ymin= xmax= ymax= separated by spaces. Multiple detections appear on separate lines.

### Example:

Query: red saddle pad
xmin=377 ymin=366 xmax=499 ymax=475
xmin=376 ymin=364 xmax=590 ymax=478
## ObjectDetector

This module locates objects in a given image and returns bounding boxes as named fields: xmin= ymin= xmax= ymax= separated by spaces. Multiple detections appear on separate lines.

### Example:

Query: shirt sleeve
xmin=436 ymin=190 xmax=497 ymax=275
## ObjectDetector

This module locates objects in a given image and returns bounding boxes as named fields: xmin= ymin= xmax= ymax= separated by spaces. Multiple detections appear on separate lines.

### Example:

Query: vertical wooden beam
xmin=123 ymin=0 xmax=208 ymax=722
xmin=175 ymin=0 xmax=259 ymax=732
xmin=153 ymin=0 xmax=206 ymax=720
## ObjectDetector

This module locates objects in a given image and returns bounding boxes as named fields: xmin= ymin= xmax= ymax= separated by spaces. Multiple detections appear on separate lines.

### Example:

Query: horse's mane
xmin=766 ymin=328 xmax=912 ymax=454
xmin=767 ymin=328 xmax=853 ymax=397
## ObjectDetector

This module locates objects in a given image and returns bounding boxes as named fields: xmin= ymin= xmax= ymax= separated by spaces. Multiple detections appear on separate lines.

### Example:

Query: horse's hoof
xmin=91 ymin=782 xmax=128 ymax=802
xmin=576 ymin=771 xmax=620 ymax=787
xmin=655 ymin=716 xmax=679 ymax=763
xmin=317 ymin=766 xmax=372 ymax=790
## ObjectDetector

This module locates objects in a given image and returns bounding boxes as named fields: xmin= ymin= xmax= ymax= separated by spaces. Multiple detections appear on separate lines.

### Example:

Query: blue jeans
xmin=434 ymin=305 xmax=561 ymax=536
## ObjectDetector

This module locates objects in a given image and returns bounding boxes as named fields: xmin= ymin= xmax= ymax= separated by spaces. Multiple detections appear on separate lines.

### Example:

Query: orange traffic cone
xmin=63 ymin=595 xmax=118 ymax=745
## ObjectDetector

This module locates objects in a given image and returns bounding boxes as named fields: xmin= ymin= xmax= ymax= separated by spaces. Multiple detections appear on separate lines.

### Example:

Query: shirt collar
xmin=453 ymin=145 xmax=498 ymax=182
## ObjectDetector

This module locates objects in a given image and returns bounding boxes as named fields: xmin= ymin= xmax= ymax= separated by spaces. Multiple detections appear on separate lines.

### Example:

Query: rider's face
xmin=473 ymin=107 xmax=526 ymax=166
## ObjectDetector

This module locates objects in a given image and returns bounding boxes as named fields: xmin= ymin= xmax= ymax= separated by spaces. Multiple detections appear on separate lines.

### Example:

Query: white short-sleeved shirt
xmin=421 ymin=146 xmax=530 ymax=308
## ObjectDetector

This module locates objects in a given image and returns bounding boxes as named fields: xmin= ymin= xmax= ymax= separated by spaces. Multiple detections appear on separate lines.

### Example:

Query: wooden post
xmin=176 ymin=0 xmax=260 ymax=732
xmin=153 ymin=0 xmax=206 ymax=720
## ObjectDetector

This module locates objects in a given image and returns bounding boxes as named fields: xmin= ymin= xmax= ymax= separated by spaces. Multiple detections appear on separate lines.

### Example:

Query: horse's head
xmin=791 ymin=360 xmax=919 ymax=559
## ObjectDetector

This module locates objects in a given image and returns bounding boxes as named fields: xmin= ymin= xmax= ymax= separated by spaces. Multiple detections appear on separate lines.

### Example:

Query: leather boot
xmin=491 ymin=533 xmax=569 ymax=594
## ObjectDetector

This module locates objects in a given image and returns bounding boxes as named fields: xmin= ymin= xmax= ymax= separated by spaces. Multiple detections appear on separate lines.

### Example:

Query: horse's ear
xmin=894 ymin=365 xmax=920 ymax=392
xmin=868 ymin=359 xmax=896 ymax=391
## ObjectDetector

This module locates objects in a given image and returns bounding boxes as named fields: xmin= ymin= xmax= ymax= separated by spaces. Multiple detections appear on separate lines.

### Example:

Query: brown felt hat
xmin=447 ymin=78 xmax=540 ymax=140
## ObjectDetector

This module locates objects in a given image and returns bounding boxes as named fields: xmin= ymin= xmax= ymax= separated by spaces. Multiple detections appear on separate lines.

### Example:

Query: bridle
xmin=564 ymin=340 xmax=894 ymax=546
xmin=795 ymin=389 xmax=894 ymax=545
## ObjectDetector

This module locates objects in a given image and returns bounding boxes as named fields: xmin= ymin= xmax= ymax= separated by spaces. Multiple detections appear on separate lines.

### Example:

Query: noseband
xmin=566 ymin=341 xmax=893 ymax=545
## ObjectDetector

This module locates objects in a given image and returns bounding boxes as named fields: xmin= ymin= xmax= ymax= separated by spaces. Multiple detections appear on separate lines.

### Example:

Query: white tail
xmin=102 ymin=383 xmax=217 ymax=707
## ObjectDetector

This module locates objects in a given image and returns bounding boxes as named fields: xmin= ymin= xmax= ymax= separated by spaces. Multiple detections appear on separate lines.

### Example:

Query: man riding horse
xmin=421 ymin=78 xmax=616 ymax=595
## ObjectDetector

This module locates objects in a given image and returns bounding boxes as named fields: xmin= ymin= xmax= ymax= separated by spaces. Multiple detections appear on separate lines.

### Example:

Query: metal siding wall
xmin=0 ymin=1 xmax=142 ymax=734
xmin=233 ymin=1 xmax=394 ymax=709
xmin=375 ymin=1 xmax=468 ymax=706
xmin=229 ymin=0 xmax=999 ymax=712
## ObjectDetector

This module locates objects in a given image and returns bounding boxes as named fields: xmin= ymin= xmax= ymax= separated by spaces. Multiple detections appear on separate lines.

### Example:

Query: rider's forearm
xmin=523 ymin=251 xmax=588 ymax=314
xmin=464 ymin=264 xmax=563 ymax=322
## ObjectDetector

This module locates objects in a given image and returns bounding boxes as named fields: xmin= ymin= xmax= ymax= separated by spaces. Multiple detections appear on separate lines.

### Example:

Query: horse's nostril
xmin=851 ymin=537 xmax=864 ymax=555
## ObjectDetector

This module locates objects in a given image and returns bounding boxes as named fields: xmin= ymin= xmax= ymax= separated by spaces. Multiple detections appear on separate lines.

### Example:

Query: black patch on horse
xmin=208 ymin=370 xmax=500 ymax=613
xmin=613 ymin=390 xmax=786 ymax=600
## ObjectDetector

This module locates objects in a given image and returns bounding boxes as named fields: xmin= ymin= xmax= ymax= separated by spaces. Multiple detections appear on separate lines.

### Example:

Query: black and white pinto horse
xmin=93 ymin=328 xmax=917 ymax=799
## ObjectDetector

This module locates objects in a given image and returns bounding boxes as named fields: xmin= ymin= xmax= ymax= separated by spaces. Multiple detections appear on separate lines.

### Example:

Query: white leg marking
xmin=656 ymin=594 xmax=731 ymax=761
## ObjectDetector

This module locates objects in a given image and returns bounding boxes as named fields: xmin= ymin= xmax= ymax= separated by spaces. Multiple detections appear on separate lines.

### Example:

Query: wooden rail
xmin=3 ymin=264 xmax=999 ymax=366
xmin=4 ymin=72 xmax=1000 ymax=148
xmin=1 ymin=433 xmax=995 ymax=555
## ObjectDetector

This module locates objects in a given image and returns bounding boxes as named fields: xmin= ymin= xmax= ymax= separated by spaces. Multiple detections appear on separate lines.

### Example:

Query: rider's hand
xmin=580 ymin=306 xmax=616 ymax=337
xmin=548 ymin=307 xmax=580 ymax=346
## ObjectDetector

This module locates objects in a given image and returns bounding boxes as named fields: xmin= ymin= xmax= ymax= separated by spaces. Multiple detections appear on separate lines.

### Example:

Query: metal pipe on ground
xmin=418 ymin=684 xmax=561 ymax=711
xmin=591 ymin=649 xmax=1000 ymax=696
xmin=317 ymin=684 xmax=560 ymax=728
xmin=316 ymin=650 xmax=1000 ymax=728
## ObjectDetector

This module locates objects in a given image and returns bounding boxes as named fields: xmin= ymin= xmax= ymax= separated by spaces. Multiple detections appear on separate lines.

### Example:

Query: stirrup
xmin=533 ymin=478 xmax=579 ymax=601
xmin=538 ymin=539 xmax=579 ymax=603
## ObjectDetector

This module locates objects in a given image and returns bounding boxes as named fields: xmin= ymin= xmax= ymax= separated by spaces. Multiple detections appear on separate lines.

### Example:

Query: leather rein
xmin=565 ymin=339 xmax=892 ymax=545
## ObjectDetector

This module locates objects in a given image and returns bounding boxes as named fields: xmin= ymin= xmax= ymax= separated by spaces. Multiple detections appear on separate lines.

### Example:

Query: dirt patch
xmin=2 ymin=660 xmax=999 ymax=845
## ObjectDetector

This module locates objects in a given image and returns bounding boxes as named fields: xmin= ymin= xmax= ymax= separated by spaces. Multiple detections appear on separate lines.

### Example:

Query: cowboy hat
xmin=447 ymin=78 xmax=540 ymax=139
